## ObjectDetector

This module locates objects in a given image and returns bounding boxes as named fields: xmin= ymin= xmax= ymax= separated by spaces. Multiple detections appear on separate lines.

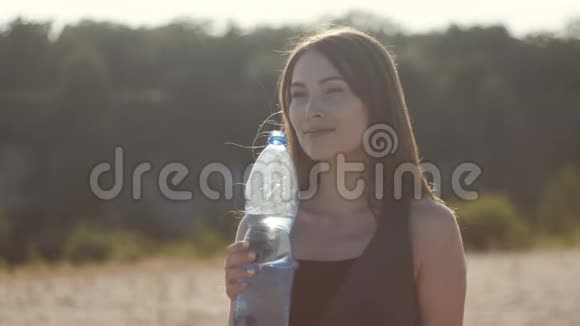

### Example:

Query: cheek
xmin=288 ymin=107 xmax=301 ymax=135
xmin=335 ymin=99 xmax=369 ymax=150
xmin=288 ymin=106 xmax=306 ymax=147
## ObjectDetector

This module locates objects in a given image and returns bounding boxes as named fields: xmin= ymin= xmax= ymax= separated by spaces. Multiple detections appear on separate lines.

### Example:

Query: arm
xmin=411 ymin=200 xmax=467 ymax=326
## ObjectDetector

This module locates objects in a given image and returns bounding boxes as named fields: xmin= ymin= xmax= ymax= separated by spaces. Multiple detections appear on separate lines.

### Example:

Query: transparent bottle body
xmin=234 ymin=142 xmax=299 ymax=326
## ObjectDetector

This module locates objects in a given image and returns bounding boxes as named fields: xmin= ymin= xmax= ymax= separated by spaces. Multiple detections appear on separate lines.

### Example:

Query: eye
xmin=326 ymin=87 xmax=343 ymax=94
xmin=290 ymin=91 xmax=306 ymax=98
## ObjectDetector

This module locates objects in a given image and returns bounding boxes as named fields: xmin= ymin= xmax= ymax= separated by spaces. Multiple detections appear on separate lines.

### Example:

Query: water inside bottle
xmin=243 ymin=214 xmax=293 ymax=263
xmin=234 ymin=214 xmax=298 ymax=326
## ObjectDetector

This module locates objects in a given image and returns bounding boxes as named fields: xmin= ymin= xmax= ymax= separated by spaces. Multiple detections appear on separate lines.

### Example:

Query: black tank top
xmin=289 ymin=201 xmax=422 ymax=326
xmin=287 ymin=199 xmax=421 ymax=326
xmin=289 ymin=257 xmax=359 ymax=326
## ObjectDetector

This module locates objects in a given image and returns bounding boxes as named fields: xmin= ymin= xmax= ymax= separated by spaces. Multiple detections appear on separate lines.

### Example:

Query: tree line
xmin=0 ymin=11 xmax=579 ymax=264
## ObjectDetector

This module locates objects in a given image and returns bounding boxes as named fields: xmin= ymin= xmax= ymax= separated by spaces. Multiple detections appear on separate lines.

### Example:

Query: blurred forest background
xmin=1 ymin=10 xmax=580 ymax=267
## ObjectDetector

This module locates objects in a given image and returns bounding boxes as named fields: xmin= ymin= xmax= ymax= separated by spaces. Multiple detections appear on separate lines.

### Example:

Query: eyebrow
xmin=290 ymin=76 xmax=345 ymax=88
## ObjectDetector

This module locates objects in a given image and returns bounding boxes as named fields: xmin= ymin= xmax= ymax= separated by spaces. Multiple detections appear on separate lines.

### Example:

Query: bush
xmin=0 ymin=258 xmax=7 ymax=271
xmin=0 ymin=210 xmax=12 ymax=265
xmin=193 ymin=228 xmax=229 ymax=259
xmin=26 ymin=245 xmax=48 ymax=266
xmin=63 ymin=224 xmax=149 ymax=264
xmin=149 ymin=224 xmax=230 ymax=260
xmin=453 ymin=194 xmax=533 ymax=251
xmin=0 ymin=209 xmax=10 ymax=253
xmin=537 ymin=164 xmax=580 ymax=235
xmin=155 ymin=241 xmax=198 ymax=258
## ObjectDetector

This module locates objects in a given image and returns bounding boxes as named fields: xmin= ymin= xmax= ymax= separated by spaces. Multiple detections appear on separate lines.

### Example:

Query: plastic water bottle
xmin=233 ymin=130 xmax=300 ymax=326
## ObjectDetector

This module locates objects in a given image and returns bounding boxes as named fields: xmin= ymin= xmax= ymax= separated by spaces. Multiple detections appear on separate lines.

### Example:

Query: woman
xmin=225 ymin=26 xmax=466 ymax=326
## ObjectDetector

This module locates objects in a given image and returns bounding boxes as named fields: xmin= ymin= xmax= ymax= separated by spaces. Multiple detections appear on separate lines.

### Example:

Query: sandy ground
xmin=0 ymin=248 xmax=579 ymax=326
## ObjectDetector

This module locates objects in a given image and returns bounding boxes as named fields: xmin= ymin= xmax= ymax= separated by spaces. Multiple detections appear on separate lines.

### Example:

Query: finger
xmin=226 ymin=241 xmax=250 ymax=253
xmin=227 ymin=282 xmax=248 ymax=300
xmin=225 ymin=266 xmax=256 ymax=284
xmin=225 ymin=250 xmax=256 ymax=268
xmin=224 ymin=242 xmax=251 ymax=268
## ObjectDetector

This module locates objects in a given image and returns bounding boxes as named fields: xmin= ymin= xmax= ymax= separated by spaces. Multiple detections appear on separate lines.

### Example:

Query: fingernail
xmin=249 ymin=252 xmax=256 ymax=259
xmin=247 ymin=267 xmax=255 ymax=275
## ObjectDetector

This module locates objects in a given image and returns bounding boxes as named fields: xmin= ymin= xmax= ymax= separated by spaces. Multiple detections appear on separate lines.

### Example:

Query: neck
xmin=303 ymin=151 xmax=373 ymax=215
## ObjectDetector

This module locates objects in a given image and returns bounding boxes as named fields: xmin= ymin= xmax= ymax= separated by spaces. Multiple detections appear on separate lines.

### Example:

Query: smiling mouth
xmin=304 ymin=128 xmax=335 ymax=136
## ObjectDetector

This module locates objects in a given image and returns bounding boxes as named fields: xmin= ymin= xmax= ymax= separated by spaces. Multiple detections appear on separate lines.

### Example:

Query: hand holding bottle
xmin=224 ymin=240 xmax=257 ymax=301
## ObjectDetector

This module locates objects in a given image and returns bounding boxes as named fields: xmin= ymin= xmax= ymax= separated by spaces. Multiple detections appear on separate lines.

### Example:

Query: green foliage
xmin=0 ymin=17 xmax=53 ymax=89
xmin=533 ymin=228 xmax=580 ymax=249
xmin=0 ymin=209 xmax=11 ymax=262
xmin=0 ymin=258 xmax=7 ymax=271
xmin=61 ymin=220 xmax=230 ymax=264
xmin=192 ymin=227 xmax=229 ymax=259
xmin=155 ymin=241 xmax=198 ymax=258
xmin=127 ymin=224 xmax=230 ymax=260
xmin=58 ymin=43 xmax=111 ymax=101
xmin=1 ymin=14 xmax=580 ymax=263
xmin=453 ymin=194 xmax=533 ymax=251
xmin=26 ymin=245 xmax=48 ymax=266
xmin=0 ymin=209 xmax=10 ymax=246
xmin=63 ymin=224 xmax=149 ymax=264
xmin=537 ymin=165 xmax=580 ymax=235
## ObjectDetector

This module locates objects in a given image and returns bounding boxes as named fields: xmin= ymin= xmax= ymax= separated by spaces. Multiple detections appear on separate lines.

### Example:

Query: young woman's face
xmin=288 ymin=50 xmax=369 ymax=163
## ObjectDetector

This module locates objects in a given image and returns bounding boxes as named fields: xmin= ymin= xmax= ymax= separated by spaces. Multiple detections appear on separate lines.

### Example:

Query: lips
xmin=304 ymin=128 xmax=335 ymax=136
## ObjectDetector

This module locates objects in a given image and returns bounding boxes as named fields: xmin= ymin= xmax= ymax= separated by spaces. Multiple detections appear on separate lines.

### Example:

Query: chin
xmin=304 ymin=148 xmax=337 ymax=162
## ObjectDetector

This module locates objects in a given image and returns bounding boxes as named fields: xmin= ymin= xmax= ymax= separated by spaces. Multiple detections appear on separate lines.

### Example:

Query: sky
xmin=2 ymin=0 xmax=580 ymax=38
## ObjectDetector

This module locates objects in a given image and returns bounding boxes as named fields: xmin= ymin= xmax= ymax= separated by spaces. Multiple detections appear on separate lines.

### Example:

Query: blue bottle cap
xmin=268 ymin=130 xmax=287 ymax=146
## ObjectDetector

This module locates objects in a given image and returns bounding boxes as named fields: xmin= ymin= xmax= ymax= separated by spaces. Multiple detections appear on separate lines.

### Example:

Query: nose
xmin=305 ymin=97 xmax=325 ymax=119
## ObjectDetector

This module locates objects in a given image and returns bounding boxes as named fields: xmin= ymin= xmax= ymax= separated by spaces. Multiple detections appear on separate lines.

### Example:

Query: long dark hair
xmin=277 ymin=26 xmax=442 ymax=222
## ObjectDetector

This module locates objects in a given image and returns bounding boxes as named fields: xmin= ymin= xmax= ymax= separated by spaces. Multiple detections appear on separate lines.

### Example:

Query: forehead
xmin=291 ymin=50 xmax=342 ymax=83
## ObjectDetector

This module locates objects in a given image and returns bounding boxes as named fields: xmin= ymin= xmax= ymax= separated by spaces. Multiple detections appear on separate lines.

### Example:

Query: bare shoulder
xmin=409 ymin=197 xmax=466 ymax=279
xmin=409 ymin=197 xmax=460 ymax=235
